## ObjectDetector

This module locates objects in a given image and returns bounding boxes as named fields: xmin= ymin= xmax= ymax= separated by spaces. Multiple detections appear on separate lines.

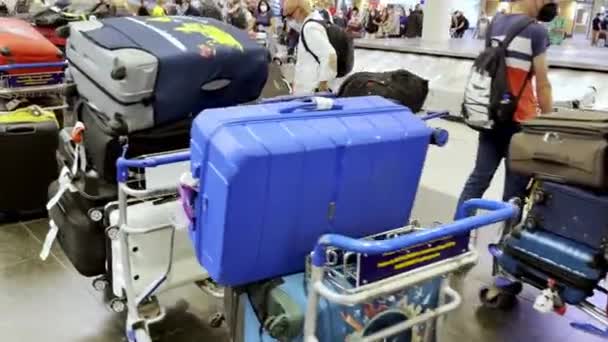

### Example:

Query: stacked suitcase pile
xmin=493 ymin=109 xmax=608 ymax=312
xmin=47 ymin=16 xmax=268 ymax=279
xmin=0 ymin=17 xmax=66 ymax=219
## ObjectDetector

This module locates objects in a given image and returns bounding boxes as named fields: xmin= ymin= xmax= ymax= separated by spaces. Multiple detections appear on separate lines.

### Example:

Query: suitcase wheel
xmin=92 ymin=275 xmax=110 ymax=292
xmin=110 ymin=297 xmax=127 ymax=313
xmin=524 ymin=216 xmax=537 ymax=230
xmin=532 ymin=190 xmax=546 ymax=205
xmin=106 ymin=226 xmax=120 ymax=240
xmin=209 ymin=312 xmax=225 ymax=328
xmin=479 ymin=285 xmax=518 ymax=311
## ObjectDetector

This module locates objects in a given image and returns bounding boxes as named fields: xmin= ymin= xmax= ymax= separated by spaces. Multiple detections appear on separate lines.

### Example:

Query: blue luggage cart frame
xmin=0 ymin=61 xmax=67 ymax=111
xmin=117 ymin=149 xmax=517 ymax=342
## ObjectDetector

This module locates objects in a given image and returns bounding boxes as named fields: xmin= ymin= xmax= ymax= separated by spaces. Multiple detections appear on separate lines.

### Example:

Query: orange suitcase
xmin=0 ymin=18 xmax=65 ymax=96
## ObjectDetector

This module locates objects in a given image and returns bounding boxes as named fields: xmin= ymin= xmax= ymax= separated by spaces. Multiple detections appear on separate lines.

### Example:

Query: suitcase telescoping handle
xmin=258 ymin=92 xmax=336 ymax=104
xmin=279 ymin=97 xmax=343 ymax=113
xmin=0 ymin=61 xmax=68 ymax=72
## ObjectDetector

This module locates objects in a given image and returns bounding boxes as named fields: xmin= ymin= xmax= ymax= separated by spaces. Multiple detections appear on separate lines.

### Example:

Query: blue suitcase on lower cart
xmin=525 ymin=181 xmax=608 ymax=250
xmin=188 ymin=96 xmax=442 ymax=286
xmin=495 ymin=229 xmax=605 ymax=305
xmin=229 ymin=273 xmax=442 ymax=342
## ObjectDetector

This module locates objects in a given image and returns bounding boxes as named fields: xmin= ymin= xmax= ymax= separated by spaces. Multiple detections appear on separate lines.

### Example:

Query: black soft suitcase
xmin=78 ymin=101 xmax=192 ymax=184
xmin=0 ymin=106 xmax=59 ymax=218
xmin=48 ymin=172 xmax=117 ymax=277
xmin=49 ymin=125 xmax=116 ymax=276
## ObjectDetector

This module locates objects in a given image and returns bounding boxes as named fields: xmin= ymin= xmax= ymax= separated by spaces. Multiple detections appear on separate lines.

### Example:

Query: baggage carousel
xmin=351 ymin=38 xmax=608 ymax=116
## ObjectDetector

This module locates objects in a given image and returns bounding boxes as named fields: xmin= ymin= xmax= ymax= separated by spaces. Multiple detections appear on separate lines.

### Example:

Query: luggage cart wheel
xmin=106 ymin=226 xmax=120 ymax=240
xmin=110 ymin=297 xmax=127 ymax=313
xmin=209 ymin=312 xmax=225 ymax=328
xmin=92 ymin=276 xmax=109 ymax=292
xmin=88 ymin=208 xmax=104 ymax=223
xmin=479 ymin=286 xmax=518 ymax=311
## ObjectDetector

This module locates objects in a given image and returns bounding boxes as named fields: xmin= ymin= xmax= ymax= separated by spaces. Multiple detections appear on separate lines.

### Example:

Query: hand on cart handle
xmin=311 ymin=199 xmax=519 ymax=267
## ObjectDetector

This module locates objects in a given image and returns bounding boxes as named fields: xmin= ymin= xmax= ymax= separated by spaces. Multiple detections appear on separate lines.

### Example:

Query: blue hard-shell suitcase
xmin=235 ymin=273 xmax=441 ymax=341
xmin=526 ymin=181 xmax=608 ymax=250
xmin=189 ymin=96 xmax=437 ymax=286
xmin=495 ymin=229 xmax=605 ymax=305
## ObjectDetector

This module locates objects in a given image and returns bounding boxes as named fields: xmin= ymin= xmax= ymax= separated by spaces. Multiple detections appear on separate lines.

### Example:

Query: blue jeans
xmin=456 ymin=126 xmax=530 ymax=215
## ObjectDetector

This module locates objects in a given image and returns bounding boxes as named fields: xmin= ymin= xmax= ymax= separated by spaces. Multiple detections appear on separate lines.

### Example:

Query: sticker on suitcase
xmin=337 ymin=277 xmax=441 ymax=342
xmin=136 ymin=17 xmax=245 ymax=53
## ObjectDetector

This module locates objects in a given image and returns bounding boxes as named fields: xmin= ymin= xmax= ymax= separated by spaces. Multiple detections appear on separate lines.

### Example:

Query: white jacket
xmin=293 ymin=11 xmax=338 ymax=95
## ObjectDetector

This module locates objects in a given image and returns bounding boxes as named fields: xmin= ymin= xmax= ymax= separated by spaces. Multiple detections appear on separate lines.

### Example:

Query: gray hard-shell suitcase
xmin=66 ymin=16 xmax=268 ymax=133
xmin=509 ymin=109 xmax=608 ymax=190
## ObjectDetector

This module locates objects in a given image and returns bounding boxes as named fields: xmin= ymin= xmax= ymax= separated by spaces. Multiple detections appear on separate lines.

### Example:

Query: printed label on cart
xmin=7 ymin=72 xmax=64 ymax=88
xmin=358 ymin=234 xmax=470 ymax=285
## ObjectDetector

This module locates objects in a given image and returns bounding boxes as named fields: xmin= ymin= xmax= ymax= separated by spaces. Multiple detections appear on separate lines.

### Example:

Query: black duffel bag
xmin=338 ymin=70 xmax=429 ymax=112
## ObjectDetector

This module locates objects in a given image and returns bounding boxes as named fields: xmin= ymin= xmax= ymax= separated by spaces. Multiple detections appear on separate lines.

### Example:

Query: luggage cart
xmin=301 ymin=199 xmax=518 ymax=342
xmin=0 ymin=61 xmax=68 ymax=119
xmin=119 ymin=148 xmax=517 ymax=341
xmin=116 ymin=150 xmax=219 ymax=342
xmin=480 ymin=183 xmax=608 ymax=340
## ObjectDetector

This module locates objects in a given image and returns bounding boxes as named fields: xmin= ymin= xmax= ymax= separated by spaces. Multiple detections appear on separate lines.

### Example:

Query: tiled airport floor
xmin=1 ymin=121 xmax=606 ymax=342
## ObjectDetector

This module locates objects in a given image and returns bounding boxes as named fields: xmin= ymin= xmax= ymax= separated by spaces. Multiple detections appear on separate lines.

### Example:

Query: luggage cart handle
xmin=311 ymin=198 xmax=518 ymax=267
xmin=116 ymin=151 xmax=190 ymax=183
xmin=0 ymin=61 xmax=68 ymax=72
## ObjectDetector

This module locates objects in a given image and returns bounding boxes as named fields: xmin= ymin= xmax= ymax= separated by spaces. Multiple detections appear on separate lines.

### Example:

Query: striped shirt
xmin=490 ymin=14 xmax=549 ymax=122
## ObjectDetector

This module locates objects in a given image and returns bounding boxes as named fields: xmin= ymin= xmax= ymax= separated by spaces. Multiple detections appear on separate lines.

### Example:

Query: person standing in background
xmin=137 ymin=0 xmax=150 ymax=15
xmin=283 ymin=0 xmax=337 ymax=94
xmin=151 ymin=0 xmax=167 ymax=16
xmin=457 ymin=0 xmax=554 ymax=214
xmin=346 ymin=7 xmax=363 ymax=37
xmin=592 ymin=13 xmax=602 ymax=46
xmin=365 ymin=7 xmax=379 ymax=38
xmin=405 ymin=4 xmax=423 ymax=38
xmin=548 ymin=12 xmax=565 ymax=45
xmin=255 ymin=0 xmax=272 ymax=29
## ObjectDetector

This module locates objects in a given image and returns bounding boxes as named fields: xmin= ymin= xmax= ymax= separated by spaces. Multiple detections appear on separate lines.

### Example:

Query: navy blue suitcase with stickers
xmin=67 ymin=16 xmax=269 ymax=133
xmin=525 ymin=181 xmax=608 ymax=250
xmin=495 ymin=229 xmax=605 ymax=305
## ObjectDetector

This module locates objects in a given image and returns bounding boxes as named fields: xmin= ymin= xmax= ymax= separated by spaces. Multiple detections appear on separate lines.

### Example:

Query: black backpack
xmin=462 ymin=16 xmax=534 ymax=131
xmin=0 ymin=2 xmax=8 ymax=16
xmin=338 ymin=70 xmax=429 ymax=112
xmin=300 ymin=19 xmax=354 ymax=77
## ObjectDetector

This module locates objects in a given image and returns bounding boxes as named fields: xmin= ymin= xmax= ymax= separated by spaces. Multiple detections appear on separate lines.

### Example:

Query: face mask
xmin=537 ymin=2 xmax=557 ymax=22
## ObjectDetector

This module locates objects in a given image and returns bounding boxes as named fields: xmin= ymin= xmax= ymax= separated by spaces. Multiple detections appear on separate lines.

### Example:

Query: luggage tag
xmin=39 ymin=220 xmax=59 ymax=261
xmin=46 ymin=166 xmax=77 ymax=210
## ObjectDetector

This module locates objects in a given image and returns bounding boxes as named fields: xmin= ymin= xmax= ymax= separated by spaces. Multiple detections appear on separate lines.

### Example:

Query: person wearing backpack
xmin=458 ymin=0 xmax=555 ymax=214
xmin=283 ymin=0 xmax=354 ymax=94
